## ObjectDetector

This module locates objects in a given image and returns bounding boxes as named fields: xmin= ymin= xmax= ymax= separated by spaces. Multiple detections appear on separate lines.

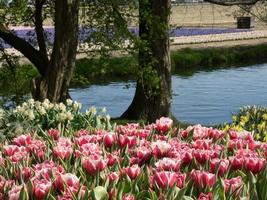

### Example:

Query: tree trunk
xmin=121 ymin=0 xmax=172 ymax=123
xmin=32 ymin=0 xmax=79 ymax=102
xmin=0 ymin=28 xmax=47 ymax=75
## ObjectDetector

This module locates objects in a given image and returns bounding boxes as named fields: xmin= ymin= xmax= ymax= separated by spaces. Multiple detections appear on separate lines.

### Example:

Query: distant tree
xmin=79 ymin=0 xmax=137 ymax=57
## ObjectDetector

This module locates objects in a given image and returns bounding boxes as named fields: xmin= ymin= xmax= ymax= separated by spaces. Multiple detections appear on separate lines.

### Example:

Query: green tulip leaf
xmin=19 ymin=186 xmax=29 ymax=200
xmin=183 ymin=196 xmax=194 ymax=200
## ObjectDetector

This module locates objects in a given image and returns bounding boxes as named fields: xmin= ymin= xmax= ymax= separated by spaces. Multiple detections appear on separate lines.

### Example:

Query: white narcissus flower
xmin=39 ymin=107 xmax=46 ymax=116
xmin=58 ymin=103 xmax=66 ymax=112
xmin=27 ymin=98 xmax=35 ymax=105
xmin=66 ymin=111 xmax=74 ymax=121
xmin=27 ymin=110 xmax=35 ymax=120
xmin=66 ymin=99 xmax=73 ymax=106
xmin=58 ymin=113 xmax=67 ymax=122
xmin=43 ymin=99 xmax=50 ymax=104
xmin=0 ymin=108 xmax=4 ymax=120
xmin=35 ymin=101 xmax=41 ymax=108
xmin=42 ymin=99 xmax=50 ymax=110
xmin=87 ymin=106 xmax=97 ymax=115
xmin=49 ymin=103 xmax=55 ymax=109
xmin=22 ymin=102 xmax=28 ymax=108
xmin=73 ymin=101 xmax=82 ymax=111
xmin=15 ymin=106 xmax=26 ymax=115
xmin=54 ymin=104 xmax=59 ymax=110
xmin=101 ymin=107 xmax=107 ymax=113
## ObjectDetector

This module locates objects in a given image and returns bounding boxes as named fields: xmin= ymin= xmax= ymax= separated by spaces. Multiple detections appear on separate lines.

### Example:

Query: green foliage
xmin=171 ymin=45 xmax=267 ymax=75
xmin=74 ymin=56 xmax=138 ymax=86
xmin=0 ymin=63 xmax=39 ymax=106
xmin=0 ymin=56 xmax=138 ymax=106
xmin=225 ymin=106 xmax=267 ymax=142
xmin=2 ymin=44 xmax=267 ymax=106
xmin=0 ymin=0 xmax=54 ymax=26
xmin=0 ymin=99 xmax=112 ymax=141
xmin=79 ymin=0 xmax=137 ymax=56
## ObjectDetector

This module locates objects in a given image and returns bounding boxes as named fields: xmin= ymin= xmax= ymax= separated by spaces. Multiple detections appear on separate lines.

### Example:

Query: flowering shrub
xmin=0 ymin=105 xmax=266 ymax=200
xmin=226 ymin=106 xmax=267 ymax=142
xmin=0 ymin=99 xmax=111 ymax=140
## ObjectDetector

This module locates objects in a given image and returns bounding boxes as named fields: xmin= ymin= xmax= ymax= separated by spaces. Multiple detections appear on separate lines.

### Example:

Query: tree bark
xmin=0 ymin=28 xmax=47 ymax=75
xmin=34 ymin=0 xmax=49 ymax=64
xmin=121 ymin=0 xmax=172 ymax=123
xmin=32 ymin=0 xmax=79 ymax=102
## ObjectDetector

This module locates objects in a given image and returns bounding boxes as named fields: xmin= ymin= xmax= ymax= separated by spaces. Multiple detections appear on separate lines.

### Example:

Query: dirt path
xmin=171 ymin=38 xmax=267 ymax=50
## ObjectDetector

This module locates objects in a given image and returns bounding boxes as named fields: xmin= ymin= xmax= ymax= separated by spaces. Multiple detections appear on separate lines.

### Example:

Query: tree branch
xmin=204 ymin=0 xmax=259 ymax=6
xmin=34 ymin=0 xmax=49 ymax=64
xmin=0 ymin=28 xmax=47 ymax=75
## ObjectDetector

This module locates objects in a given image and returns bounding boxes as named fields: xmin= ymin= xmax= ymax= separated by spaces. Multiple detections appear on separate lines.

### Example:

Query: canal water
xmin=70 ymin=63 xmax=267 ymax=125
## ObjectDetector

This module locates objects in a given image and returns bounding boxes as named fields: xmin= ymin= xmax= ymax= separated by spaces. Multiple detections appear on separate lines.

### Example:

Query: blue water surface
xmin=70 ymin=63 xmax=267 ymax=125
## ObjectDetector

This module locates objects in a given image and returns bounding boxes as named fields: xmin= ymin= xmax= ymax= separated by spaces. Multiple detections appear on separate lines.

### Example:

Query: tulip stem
xmin=96 ymin=171 xmax=100 ymax=186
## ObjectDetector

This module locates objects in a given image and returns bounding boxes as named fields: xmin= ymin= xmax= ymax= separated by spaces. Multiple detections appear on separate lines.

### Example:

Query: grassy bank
xmin=2 ymin=44 xmax=267 ymax=105
xmin=72 ymin=44 xmax=267 ymax=85
xmin=172 ymin=44 xmax=267 ymax=75
xmin=74 ymin=44 xmax=267 ymax=81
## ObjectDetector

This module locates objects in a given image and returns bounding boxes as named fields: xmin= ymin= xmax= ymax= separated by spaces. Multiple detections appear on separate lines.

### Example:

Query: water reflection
xmin=70 ymin=63 xmax=267 ymax=125
xmin=1 ymin=63 xmax=267 ymax=125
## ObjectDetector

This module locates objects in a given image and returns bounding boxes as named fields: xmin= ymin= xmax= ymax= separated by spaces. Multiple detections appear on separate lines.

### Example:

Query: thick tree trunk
xmin=121 ymin=0 xmax=172 ymax=123
xmin=32 ymin=0 xmax=79 ymax=102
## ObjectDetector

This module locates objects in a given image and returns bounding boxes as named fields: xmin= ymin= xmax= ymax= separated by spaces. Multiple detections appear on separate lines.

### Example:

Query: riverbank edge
xmin=76 ymin=43 xmax=267 ymax=84
xmin=1 ymin=43 xmax=267 ymax=95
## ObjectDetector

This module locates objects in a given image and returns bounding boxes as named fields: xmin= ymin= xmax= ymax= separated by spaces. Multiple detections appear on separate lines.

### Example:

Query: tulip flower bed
xmin=0 ymin=101 xmax=267 ymax=200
